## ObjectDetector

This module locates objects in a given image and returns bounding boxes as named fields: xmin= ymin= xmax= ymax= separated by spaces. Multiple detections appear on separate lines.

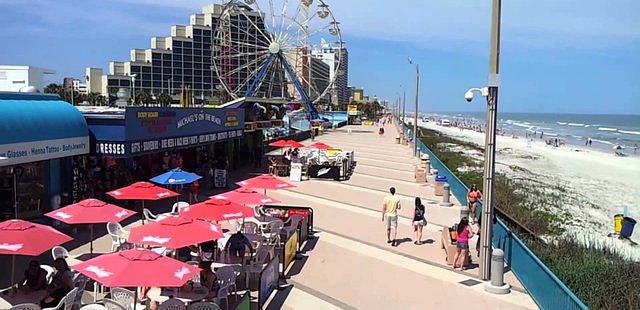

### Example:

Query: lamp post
xmin=131 ymin=74 xmax=137 ymax=105
xmin=408 ymin=58 xmax=419 ymax=157
xmin=465 ymin=0 xmax=502 ymax=281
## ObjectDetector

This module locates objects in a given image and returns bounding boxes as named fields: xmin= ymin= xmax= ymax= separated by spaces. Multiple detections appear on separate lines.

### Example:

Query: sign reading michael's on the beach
xmin=124 ymin=107 xmax=245 ymax=155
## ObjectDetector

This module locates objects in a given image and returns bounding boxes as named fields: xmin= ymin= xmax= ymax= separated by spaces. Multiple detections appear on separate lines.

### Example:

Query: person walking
xmin=189 ymin=180 xmax=200 ymax=203
xmin=413 ymin=197 xmax=426 ymax=245
xmin=467 ymin=184 xmax=481 ymax=222
xmin=452 ymin=218 xmax=474 ymax=270
xmin=382 ymin=187 xmax=401 ymax=246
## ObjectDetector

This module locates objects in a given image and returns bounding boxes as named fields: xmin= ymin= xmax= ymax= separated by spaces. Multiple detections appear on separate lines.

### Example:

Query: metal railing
xmin=399 ymin=121 xmax=587 ymax=310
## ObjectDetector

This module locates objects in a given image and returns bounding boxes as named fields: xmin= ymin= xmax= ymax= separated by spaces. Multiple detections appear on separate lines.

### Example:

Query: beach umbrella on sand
xmin=236 ymin=174 xmax=295 ymax=195
xmin=72 ymin=249 xmax=200 ymax=309
xmin=150 ymin=168 xmax=202 ymax=186
xmin=107 ymin=182 xmax=179 ymax=225
xmin=0 ymin=219 xmax=73 ymax=284
xmin=210 ymin=187 xmax=280 ymax=205
xmin=180 ymin=199 xmax=254 ymax=222
xmin=45 ymin=199 xmax=135 ymax=254
xmin=128 ymin=215 xmax=223 ymax=249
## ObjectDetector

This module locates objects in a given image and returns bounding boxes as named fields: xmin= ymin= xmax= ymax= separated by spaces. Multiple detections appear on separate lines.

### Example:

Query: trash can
xmin=435 ymin=175 xmax=447 ymax=196
xmin=613 ymin=214 xmax=623 ymax=235
xmin=620 ymin=217 xmax=636 ymax=238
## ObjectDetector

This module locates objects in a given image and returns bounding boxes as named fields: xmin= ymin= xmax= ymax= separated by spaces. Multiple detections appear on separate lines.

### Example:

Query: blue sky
xmin=0 ymin=0 xmax=638 ymax=114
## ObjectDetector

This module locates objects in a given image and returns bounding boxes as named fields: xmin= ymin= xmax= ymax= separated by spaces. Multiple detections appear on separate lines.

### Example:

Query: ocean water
xmin=428 ymin=112 xmax=640 ymax=153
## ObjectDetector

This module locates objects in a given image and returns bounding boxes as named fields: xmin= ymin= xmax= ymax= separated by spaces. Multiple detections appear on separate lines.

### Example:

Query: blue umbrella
xmin=150 ymin=168 xmax=202 ymax=185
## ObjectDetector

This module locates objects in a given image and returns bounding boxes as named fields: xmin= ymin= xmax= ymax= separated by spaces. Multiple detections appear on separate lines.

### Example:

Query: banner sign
xmin=284 ymin=231 xmax=298 ymax=271
xmin=0 ymin=137 xmax=89 ymax=167
xmin=259 ymin=256 xmax=279 ymax=307
xmin=347 ymin=104 xmax=358 ymax=116
xmin=308 ymin=165 xmax=341 ymax=180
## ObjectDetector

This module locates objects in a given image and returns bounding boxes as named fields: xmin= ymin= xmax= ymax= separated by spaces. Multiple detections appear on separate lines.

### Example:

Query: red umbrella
xmin=128 ymin=215 xmax=223 ymax=249
xmin=268 ymin=140 xmax=290 ymax=148
xmin=236 ymin=174 xmax=295 ymax=191
xmin=45 ymin=199 xmax=135 ymax=254
xmin=210 ymin=187 xmax=281 ymax=205
xmin=285 ymin=140 xmax=305 ymax=148
xmin=73 ymin=249 xmax=200 ymax=309
xmin=180 ymin=199 xmax=254 ymax=222
xmin=308 ymin=142 xmax=332 ymax=150
xmin=107 ymin=182 xmax=179 ymax=224
xmin=0 ymin=219 xmax=73 ymax=283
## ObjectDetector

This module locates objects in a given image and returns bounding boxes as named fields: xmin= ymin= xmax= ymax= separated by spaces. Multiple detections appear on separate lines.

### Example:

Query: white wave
xmin=598 ymin=127 xmax=617 ymax=132
xmin=570 ymin=135 xmax=583 ymax=139
xmin=557 ymin=122 xmax=567 ymax=125
xmin=619 ymin=130 xmax=640 ymax=136
xmin=567 ymin=123 xmax=585 ymax=127
xmin=591 ymin=139 xmax=613 ymax=145
xmin=584 ymin=125 xmax=590 ymax=128
xmin=544 ymin=133 xmax=559 ymax=137
xmin=511 ymin=122 xmax=533 ymax=129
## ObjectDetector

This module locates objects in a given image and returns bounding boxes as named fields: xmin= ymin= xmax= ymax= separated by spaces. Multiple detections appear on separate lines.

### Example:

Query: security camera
xmin=465 ymin=91 xmax=474 ymax=102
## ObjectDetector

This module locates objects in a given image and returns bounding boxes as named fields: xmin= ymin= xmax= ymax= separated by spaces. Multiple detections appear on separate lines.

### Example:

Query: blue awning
xmin=0 ymin=93 xmax=88 ymax=145
xmin=0 ymin=92 xmax=89 ymax=166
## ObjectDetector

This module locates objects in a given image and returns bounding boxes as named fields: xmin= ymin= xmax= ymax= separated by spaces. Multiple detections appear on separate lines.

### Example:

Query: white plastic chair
xmin=109 ymin=287 xmax=145 ymax=310
xmin=215 ymin=266 xmax=237 ymax=298
xmin=42 ymin=287 xmax=78 ymax=310
xmin=42 ymin=264 xmax=55 ymax=284
xmin=9 ymin=304 xmax=40 ymax=310
xmin=284 ymin=215 xmax=303 ymax=235
xmin=253 ymin=206 xmax=265 ymax=217
xmin=106 ymin=223 xmax=128 ymax=252
xmin=262 ymin=220 xmax=284 ymax=245
xmin=79 ymin=305 xmax=107 ymax=310
xmin=142 ymin=208 xmax=158 ymax=222
xmin=241 ymin=222 xmax=259 ymax=235
xmin=212 ymin=286 xmax=230 ymax=310
xmin=243 ymin=247 xmax=271 ymax=288
xmin=52 ymin=246 xmax=70 ymax=260
xmin=73 ymin=274 xmax=89 ymax=309
xmin=103 ymin=299 xmax=127 ymax=310
xmin=157 ymin=298 xmax=186 ymax=310
xmin=171 ymin=202 xmax=190 ymax=214
xmin=187 ymin=302 xmax=221 ymax=310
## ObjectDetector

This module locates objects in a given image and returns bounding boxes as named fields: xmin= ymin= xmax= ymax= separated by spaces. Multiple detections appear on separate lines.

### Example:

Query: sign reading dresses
xmin=114 ymin=107 xmax=244 ymax=156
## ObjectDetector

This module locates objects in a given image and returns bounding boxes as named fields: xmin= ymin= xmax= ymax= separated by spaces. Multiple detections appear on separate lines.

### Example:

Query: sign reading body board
xmin=123 ymin=107 xmax=245 ymax=156
xmin=259 ymin=256 xmax=279 ymax=307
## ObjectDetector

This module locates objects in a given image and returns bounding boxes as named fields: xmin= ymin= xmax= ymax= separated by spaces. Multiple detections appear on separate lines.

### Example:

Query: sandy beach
xmin=417 ymin=119 xmax=640 ymax=258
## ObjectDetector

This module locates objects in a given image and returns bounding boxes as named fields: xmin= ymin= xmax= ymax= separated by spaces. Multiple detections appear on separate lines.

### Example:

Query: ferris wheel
xmin=212 ymin=0 xmax=343 ymax=118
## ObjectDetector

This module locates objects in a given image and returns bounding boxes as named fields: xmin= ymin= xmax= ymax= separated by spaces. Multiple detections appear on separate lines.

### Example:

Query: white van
xmin=440 ymin=119 xmax=451 ymax=127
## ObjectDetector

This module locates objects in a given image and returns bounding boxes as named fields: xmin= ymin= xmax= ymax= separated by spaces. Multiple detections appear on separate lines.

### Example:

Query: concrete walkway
xmin=268 ymin=122 xmax=538 ymax=309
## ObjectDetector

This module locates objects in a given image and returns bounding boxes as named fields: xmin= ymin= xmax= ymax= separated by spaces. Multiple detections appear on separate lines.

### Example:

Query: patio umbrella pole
xmin=10 ymin=255 xmax=15 ymax=286
xmin=90 ymin=224 xmax=94 ymax=254
xmin=133 ymin=289 xmax=138 ymax=310
xmin=141 ymin=200 xmax=145 ymax=225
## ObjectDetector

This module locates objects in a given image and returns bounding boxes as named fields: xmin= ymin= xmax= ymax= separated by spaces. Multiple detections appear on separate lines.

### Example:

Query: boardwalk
xmin=267 ymin=123 xmax=538 ymax=309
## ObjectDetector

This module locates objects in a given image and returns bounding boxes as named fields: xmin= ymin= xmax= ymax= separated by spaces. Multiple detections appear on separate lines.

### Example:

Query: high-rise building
xmin=85 ymin=3 xmax=278 ymax=103
xmin=0 ymin=65 xmax=56 ymax=92
xmin=286 ymin=47 xmax=330 ymax=102
xmin=312 ymin=41 xmax=349 ymax=105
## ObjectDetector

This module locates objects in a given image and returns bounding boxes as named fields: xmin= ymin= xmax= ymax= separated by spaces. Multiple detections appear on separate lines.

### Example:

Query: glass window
xmin=152 ymin=67 xmax=161 ymax=73
xmin=194 ymin=56 xmax=202 ymax=63
xmin=173 ymin=55 xmax=182 ymax=61
xmin=0 ymin=163 xmax=46 ymax=219
xmin=142 ymin=81 xmax=151 ymax=87
xmin=152 ymin=53 xmax=161 ymax=60
xmin=183 ymin=48 xmax=192 ymax=55
xmin=131 ymin=66 xmax=141 ymax=73
xmin=173 ymin=68 xmax=182 ymax=74
xmin=141 ymin=73 xmax=151 ymax=80
xmin=194 ymin=29 xmax=202 ymax=35
xmin=173 ymin=41 xmax=182 ymax=47
xmin=184 ymin=69 xmax=193 ymax=76
xmin=194 ymin=42 xmax=202 ymax=49
xmin=173 ymin=47 xmax=182 ymax=54
xmin=120 ymin=80 xmax=131 ymax=87
xmin=163 ymin=60 xmax=172 ymax=67
xmin=142 ymin=66 xmax=151 ymax=73
xmin=153 ymin=81 xmax=162 ymax=88
xmin=183 ymin=41 xmax=192 ymax=48
xmin=162 ymin=54 xmax=172 ymax=60
xmin=153 ymin=74 xmax=161 ymax=81
xmin=184 ymin=62 xmax=192 ymax=68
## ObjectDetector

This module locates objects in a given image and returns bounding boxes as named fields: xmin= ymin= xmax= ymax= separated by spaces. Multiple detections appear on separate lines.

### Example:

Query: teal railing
xmin=400 ymin=121 xmax=587 ymax=310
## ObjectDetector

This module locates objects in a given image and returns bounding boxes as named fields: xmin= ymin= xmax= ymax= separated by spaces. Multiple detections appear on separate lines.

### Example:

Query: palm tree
xmin=44 ymin=83 xmax=63 ymax=94
xmin=96 ymin=95 xmax=107 ymax=106
xmin=132 ymin=90 xmax=152 ymax=106
xmin=86 ymin=92 xmax=101 ymax=105
xmin=156 ymin=92 xmax=173 ymax=107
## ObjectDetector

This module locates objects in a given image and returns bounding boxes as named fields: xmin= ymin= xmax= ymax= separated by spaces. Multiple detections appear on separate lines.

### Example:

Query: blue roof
xmin=0 ymin=92 xmax=89 ymax=145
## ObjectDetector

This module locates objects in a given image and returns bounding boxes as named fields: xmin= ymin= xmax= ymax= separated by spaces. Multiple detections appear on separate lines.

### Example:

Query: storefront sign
xmin=308 ymin=165 xmax=341 ymax=180
xmin=126 ymin=107 xmax=244 ymax=140
xmin=0 ymin=137 xmax=89 ymax=167
xmin=289 ymin=163 xmax=302 ymax=182
xmin=95 ymin=142 xmax=126 ymax=155
xmin=214 ymin=169 xmax=227 ymax=188
xmin=259 ymin=256 xmax=279 ymax=307
xmin=284 ymin=231 xmax=298 ymax=271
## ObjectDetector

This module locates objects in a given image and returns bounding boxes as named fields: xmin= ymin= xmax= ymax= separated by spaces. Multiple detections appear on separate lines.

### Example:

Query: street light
xmin=467 ymin=0 xmax=502 ymax=281
xmin=130 ymin=74 xmax=137 ymax=105
xmin=408 ymin=58 xmax=419 ymax=157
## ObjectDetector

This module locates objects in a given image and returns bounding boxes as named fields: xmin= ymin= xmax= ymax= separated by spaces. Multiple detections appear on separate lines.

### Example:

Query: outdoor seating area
xmin=0 ymin=170 xmax=314 ymax=310
xmin=266 ymin=139 xmax=356 ymax=181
